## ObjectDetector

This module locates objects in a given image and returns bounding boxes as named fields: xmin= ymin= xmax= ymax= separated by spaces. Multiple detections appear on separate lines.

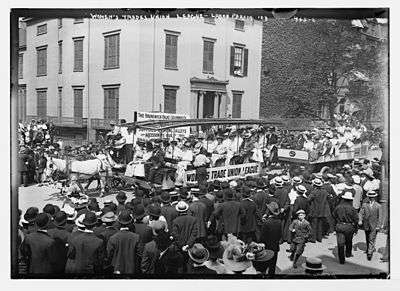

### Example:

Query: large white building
xmin=18 ymin=16 xmax=263 ymax=144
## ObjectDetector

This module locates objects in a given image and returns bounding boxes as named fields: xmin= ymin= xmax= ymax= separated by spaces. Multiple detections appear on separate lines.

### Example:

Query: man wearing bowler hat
xmin=358 ymin=190 xmax=384 ymax=261
xmin=259 ymin=202 xmax=282 ymax=276
xmin=332 ymin=192 xmax=359 ymax=264
xmin=132 ymin=204 xmax=153 ymax=264
xmin=21 ymin=213 xmax=57 ymax=274
xmin=107 ymin=210 xmax=140 ymax=274
xmin=67 ymin=211 xmax=105 ymax=273
xmin=48 ymin=211 xmax=71 ymax=273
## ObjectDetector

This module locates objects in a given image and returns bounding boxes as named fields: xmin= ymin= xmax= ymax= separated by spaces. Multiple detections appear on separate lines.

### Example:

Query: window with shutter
xmin=165 ymin=33 xmax=178 ymax=69
xmin=73 ymin=88 xmax=83 ymax=119
xmin=58 ymin=41 xmax=62 ymax=74
xmin=232 ymin=92 xmax=242 ymax=118
xmin=104 ymin=33 xmax=120 ymax=69
xmin=18 ymin=54 xmax=23 ymax=79
xmin=163 ymin=86 xmax=178 ymax=113
xmin=73 ymin=38 xmax=84 ymax=72
xmin=36 ymin=89 xmax=47 ymax=118
xmin=103 ymin=86 xmax=120 ymax=120
xmin=203 ymin=40 xmax=214 ymax=73
xmin=231 ymin=44 xmax=248 ymax=77
xmin=36 ymin=46 xmax=47 ymax=76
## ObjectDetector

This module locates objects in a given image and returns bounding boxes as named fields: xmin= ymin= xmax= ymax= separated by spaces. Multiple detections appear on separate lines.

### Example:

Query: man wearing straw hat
xmin=332 ymin=192 xmax=359 ymax=264
xmin=358 ymin=190 xmax=384 ymax=261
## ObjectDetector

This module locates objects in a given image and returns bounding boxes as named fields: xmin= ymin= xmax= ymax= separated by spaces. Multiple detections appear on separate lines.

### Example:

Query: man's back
xmin=260 ymin=216 xmax=282 ymax=252
xmin=22 ymin=231 xmax=56 ymax=274
xmin=108 ymin=230 xmax=140 ymax=274
xmin=68 ymin=232 xmax=105 ymax=274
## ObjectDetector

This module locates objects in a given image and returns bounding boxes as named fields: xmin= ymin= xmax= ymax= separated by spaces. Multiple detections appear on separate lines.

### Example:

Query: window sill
xmin=203 ymin=71 xmax=214 ymax=75
xmin=36 ymin=74 xmax=47 ymax=77
xmin=165 ymin=67 xmax=178 ymax=71
xmin=232 ymin=73 xmax=245 ymax=78
xmin=103 ymin=66 xmax=120 ymax=70
xmin=234 ymin=28 xmax=245 ymax=32
xmin=37 ymin=32 xmax=47 ymax=36
xmin=73 ymin=70 xmax=84 ymax=73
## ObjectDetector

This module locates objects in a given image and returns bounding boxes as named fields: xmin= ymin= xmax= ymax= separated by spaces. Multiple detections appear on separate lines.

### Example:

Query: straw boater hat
xmin=101 ymin=211 xmax=117 ymax=223
xmin=296 ymin=185 xmax=307 ymax=195
xmin=292 ymin=176 xmax=303 ymax=184
xmin=296 ymin=209 xmax=306 ymax=216
xmin=274 ymin=177 xmax=283 ymax=187
xmin=302 ymin=257 xmax=326 ymax=273
xmin=175 ymin=201 xmax=189 ymax=213
xmin=341 ymin=192 xmax=354 ymax=200
xmin=62 ymin=205 xmax=77 ymax=221
xmin=312 ymin=178 xmax=323 ymax=187
xmin=366 ymin=190 xmax=378 ymax=198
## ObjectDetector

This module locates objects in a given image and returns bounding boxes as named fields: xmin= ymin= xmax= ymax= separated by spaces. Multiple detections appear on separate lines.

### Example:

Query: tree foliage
xmin=260 ymin=19 xmax=387 ymax=125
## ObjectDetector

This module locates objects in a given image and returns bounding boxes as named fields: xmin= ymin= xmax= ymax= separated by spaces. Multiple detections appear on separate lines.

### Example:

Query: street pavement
xmin=17 ymin=184 xmax=389 ymax=277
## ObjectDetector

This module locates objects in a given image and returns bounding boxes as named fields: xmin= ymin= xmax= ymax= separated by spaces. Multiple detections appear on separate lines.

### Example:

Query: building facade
xmin=18 ymin=17 xmax=263 ymax=144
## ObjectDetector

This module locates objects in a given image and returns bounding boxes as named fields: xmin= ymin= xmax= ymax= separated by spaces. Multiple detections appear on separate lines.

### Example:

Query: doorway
xmin=203 ymin=91 xmax=215 ymax=118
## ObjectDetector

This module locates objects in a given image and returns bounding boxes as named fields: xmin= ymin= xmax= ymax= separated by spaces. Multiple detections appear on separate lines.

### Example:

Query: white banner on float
xmin=135 ymin=111 xmax=190 ymax=140
xmin=278 ymin=149 xmax=309 ymax=161
xmin=185 ymin=162 xmax=261 ymax=183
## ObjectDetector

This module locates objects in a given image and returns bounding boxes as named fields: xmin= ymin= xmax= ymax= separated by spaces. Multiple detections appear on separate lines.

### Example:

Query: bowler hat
xmin=188 ymin=243 xmax=210 ymax=264
xmin=160 ymin=192 xmax=171 ymax=203
xmin=116 ymin=191 xmax=127 ymax=203
xmin=147 ymin=204 xmax=162 ymax=217
xmin=225 ymin=189 xmax=235 ymax=200
xmin=24 ymin=207 xmax=39 ymax=223
xmin=35 ymin=213 xmax=50 ymax=229
xmin=82 ymin=211 xmax=98 ymax=227
xmin=43 ymin=204 xmax=56 ymax=216
xmin=118 ymin=210 xmax=133 ymax=225
xmin=53 ymin=211 xmax=67 ymax=227
xmin=133 ymin=204 xmax=147 ymax=220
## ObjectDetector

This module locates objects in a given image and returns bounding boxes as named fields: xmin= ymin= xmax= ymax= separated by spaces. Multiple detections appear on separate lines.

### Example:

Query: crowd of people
xmin=17 ymin=154 xmax=387 ymax=276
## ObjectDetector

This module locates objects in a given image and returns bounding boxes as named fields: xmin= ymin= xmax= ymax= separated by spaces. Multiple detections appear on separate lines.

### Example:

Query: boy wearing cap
xmin=288 ymin=210 xmax=312 ymax=268
xmin=358 ymin=191 xmax=384 ymax=261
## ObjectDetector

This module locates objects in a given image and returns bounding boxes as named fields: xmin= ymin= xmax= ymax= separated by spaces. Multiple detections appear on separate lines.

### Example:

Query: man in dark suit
xmin=160 ymin=192 xmax=179 ymax=231
xmin=67 ymin=212 xmax=105 ymax=274
xmin=21 ymin=213 xmax=57 ymax=274
xmin=48 ymin=211 xmax=71 ymax=274
xmin=107 ymin=210 xmax=140 ymax=274
xmin=332 ymin=192 xmax=359 ymax=264
xmin=189 ymin=191 xmax=208 ymax=242
xmin=171 ymin=201 xmax=199 ymax=250
xmin=239 ymin=186 xmax=257 ymax=243
xmin=359 ymin=191 xmax=384 ymax=260
xmin=308 ymin=178 xmax=331 ymax=242
xmin=210 ymin=189 xmax=245 ymax=237
xmin=116 ymin=191 xmax=127 ymax=215
xmin=273 ymin=177 xmax=291 ymax=243
xmin=292 ymin=185 xmax=310 ymax=218
xmin=21 ymin=207 xmax=39 ymax=235
xmin=259 ymin=202 xmax=282 ymax=276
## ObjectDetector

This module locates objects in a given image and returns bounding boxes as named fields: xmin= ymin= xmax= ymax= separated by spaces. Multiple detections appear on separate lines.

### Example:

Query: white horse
xmin=45 ymin=151 xmax=117 ymax=196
